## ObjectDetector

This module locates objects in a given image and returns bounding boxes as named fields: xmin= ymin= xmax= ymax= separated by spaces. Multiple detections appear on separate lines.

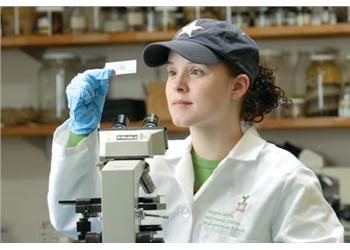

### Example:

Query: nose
xmin=170 ymin=73 xmax=189 ymax=93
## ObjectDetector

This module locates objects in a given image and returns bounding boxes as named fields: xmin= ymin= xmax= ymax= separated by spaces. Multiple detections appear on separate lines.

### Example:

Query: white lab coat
xmin=48 ymin=120 xmax=344 ymax=242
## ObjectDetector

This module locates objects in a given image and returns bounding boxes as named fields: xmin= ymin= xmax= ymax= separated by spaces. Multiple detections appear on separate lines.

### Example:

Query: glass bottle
xmin=296 ymin=7 xmax=303 ymax=26
xmin=126 ymin=7 xmax=145 ymax=31
xmin=102 ymin=7 xmax=127 ymax=33
xmin=260 ymin=49 xmax=292 ymax=96
xmin=305 ymin=52 xmax=342 ymax=116
xmin=35 ymin=7 xmax=63 ymax=35
xmin=286 ymin=7 xmax=297 ymax=26
xmin=302 ymin=7 xmax=312 ymax=26
xmin=233 ymin=7 xmax=250 ymax=28
xmin=19 ymin=7 xmax=35 ymax=35
xmin=146 ymin=7 xmax=156 ymax=32
xmin=155 ymin=7 xmax=178 ymax=31
xmin=70 ymin=7 xmax=86 ymax=34
xmin=311 ymin=7 xmax=323 ymax=25
xmin=256 ymin=7 xmax=269 ymax=27
xmin=338 ymin=84 xmax=350 ymax=117
xmin=322 ymin=7 xmax=331 ymax=24
xmin=329 ymin=7 xmax=337 ymax=24
xmin=338 ymin=55 xmax=350 ymax=117
xmin=292 ymin=50 xmax=311 ymax=97
xmin=2 ymin=7 xmax=15 ymax=36
xmin=183 ymin=7 xmax=196 ymax=23
xmin=272 ymin=7 xmax=285 ymax=26
xmin=38 ymin=52 xmax=78 ymax=123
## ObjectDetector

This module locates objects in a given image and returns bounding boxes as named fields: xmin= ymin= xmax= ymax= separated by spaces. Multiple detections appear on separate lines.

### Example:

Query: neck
xmin=189 ymin=120 xmax=243 ymax=161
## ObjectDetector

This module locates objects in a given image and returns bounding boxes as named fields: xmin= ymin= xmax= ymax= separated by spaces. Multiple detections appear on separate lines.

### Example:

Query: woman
xmin=48 ymin=18 xmax=344 ymax=242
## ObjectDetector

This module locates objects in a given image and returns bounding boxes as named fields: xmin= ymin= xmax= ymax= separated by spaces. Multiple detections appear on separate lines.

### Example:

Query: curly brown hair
xmin=240 ymin=62 xmax=289 ymax=123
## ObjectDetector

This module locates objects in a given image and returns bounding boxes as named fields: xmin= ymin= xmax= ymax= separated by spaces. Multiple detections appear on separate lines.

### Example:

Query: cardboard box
xmin=146 ymin=82 xmax=171 ymax=122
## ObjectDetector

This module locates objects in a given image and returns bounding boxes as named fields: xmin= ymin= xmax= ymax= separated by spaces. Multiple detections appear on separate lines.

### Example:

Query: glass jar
xmin=329 ymin=7 xmax=337 ymax=25
xmin=155 ymin=7 xmax=178 ymax=31
xmin=346 ymin=54 xmax=350 ymax=85
xmin=284 ymin=97 xmax=306 ymax=118
xmin=2 ymin=7 xmax=15 ymax=36
xmin=126 ymin=7 xmax=145 ymax=31
xmin=255 ymin=7 xmax=270 ymax=27
xmin=70 ymin=7 xmax=86 ymax=34
xmin=233 ymin=7 xmax=251 ymax=28
xmin=146 ymin=7 xmax=156 ymax=32
xmin=338 ymin=55 xmax=350 ymax=117
xmin=311 ymin=7 xmax=323 ymax=25
xmin=338 ymin=83 xmax=350 ymax=117
xmin=321 ymin=7 xmax=332 ymax=24
xmin=102 ymin=7 xmax=127 ymax=33
xmin=36 ymin=7 xmax=63 ymax=35
xmin=183 ymin=7 xmax=196 ymax=23
xmin=305 ymin=53 xmax=342 ymax=116
xmin=19 ymin=7 xmax=36 ymax=35
xmin=296 ymin=7 xmax=303 ymax=26
xmin=291 ymin=50 xmax=312 ymax=97
xmin=260 ymin=49 xmax=292 ymax=96
xmin=271 ymin=7 xmax=285 ymax=26
xmin=38 ymin=52 xmax=78 ymax=123
xmin=301 ymin=7 xmax=312 ymax=26
xmin=201 ymin=7 xmax=219 ymax=19
xmin=286 ymin=7 xmax=297 ymax=26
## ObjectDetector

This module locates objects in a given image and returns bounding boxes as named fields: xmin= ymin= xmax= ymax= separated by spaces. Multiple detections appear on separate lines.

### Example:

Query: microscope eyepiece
xmin=112 ymin=114 xmax=129 ymax=128
xmin=143 ymin=113 xmax=159 ymax=128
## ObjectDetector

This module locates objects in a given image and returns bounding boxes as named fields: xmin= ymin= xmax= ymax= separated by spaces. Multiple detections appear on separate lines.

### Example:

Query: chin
xmin=170 ymin=115 xmax=193 ymax=128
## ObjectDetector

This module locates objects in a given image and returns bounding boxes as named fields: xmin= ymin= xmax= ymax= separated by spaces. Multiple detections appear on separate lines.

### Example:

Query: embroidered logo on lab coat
xmin=235 ymin=195 xmax=250 ymax=212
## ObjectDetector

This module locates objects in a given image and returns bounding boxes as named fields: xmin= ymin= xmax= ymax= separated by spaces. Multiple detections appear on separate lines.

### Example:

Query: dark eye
xmin=167 ymin=70 xmax=176 ymax=76
xmin=191 ymin=68 xmax=202 ymax=75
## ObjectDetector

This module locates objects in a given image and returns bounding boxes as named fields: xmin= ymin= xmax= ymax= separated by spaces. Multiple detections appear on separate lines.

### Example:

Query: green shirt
xmin=191 ymin=149 xmax=221 ymax=193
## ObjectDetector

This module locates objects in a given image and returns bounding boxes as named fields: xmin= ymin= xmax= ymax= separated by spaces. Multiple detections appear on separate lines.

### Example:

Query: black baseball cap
xmin=142 ymin=18 xmax=260 ymax=82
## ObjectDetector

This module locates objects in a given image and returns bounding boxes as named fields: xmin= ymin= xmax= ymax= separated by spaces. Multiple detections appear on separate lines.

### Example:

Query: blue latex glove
xmin=66 ymin=68 xmax=114 ymax=134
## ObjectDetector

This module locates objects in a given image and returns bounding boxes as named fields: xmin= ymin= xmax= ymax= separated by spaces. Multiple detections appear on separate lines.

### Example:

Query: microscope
xmin=59 ymin=113 xmax=169 ymax=243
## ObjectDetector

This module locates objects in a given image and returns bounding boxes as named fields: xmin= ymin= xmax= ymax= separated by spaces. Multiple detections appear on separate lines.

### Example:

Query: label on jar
xmin=70 ymin=16 xmax=86 ymax=30
xmin=38 ymin=16 xmax=49 ymax=29
xmin=306 ymin=72 xmax=341 ymax=116
xmin=127 ymin=12 xmax=144 ymax=26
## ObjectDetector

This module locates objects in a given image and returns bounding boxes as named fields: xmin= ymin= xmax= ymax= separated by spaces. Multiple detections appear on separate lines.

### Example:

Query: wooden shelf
xmin=256 ymin=117 xmax=350 ymax=129
xmin=1 ymin=31 xmax=177 ymax=48
xmin=243 ymin=23 xmax=350 ymax=39
xmin=2 ymin=23 xmax=350 ymax=48
xmin=1 ymin=117 xmax=350 ymax=137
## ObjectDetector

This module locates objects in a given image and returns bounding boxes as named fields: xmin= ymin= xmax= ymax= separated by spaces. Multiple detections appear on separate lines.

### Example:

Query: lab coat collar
xmin=226 ymin=126 xmax=266 ymax=162
xmin=164 ymin=136 xmax=194 ymax=206
xmin=164 ymin=126 xmax=265 ymax=162
xmin=164 ymin=136 xmax=192 ymax=160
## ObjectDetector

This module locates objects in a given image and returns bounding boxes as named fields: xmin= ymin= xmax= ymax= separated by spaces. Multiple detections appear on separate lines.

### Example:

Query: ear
xmin=231 ymin=74 xmax=250 ymax=100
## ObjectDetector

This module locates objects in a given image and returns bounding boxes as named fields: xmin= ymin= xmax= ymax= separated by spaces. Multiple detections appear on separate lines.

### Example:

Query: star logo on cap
xmin=177 ymin=20 xmax=204 ymax=38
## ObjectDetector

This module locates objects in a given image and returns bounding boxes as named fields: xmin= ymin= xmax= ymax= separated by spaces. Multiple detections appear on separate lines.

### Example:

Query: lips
xmin=172 ymin=100 xmax=193 ymax=105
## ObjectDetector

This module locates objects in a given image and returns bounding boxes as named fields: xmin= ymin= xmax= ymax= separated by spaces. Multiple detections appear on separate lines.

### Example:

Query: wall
xmin=1 ymin=38 xmax=350 ymax=242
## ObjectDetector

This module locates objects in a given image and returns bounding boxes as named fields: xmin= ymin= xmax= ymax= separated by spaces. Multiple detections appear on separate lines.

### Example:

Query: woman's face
xmin=165 ymin=51 xmax=239 ymax=128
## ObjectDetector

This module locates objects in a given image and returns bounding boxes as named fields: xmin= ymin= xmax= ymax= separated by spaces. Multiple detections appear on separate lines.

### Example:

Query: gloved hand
xmin=66 ymin=68 xmax=114 ymax=135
